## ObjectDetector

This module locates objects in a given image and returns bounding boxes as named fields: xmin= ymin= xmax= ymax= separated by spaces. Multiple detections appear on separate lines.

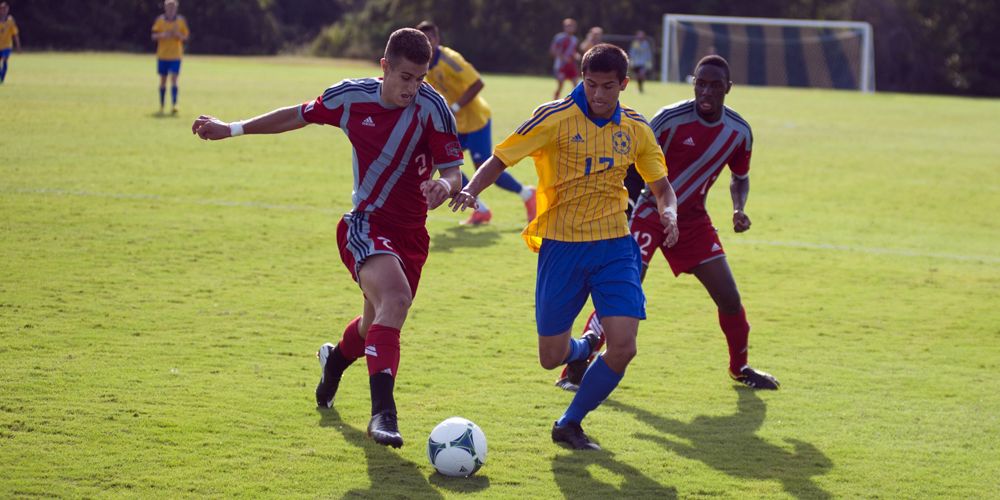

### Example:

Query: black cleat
xmin=555 ymin=331 xmax=602 ymax=392
xmin=316 ymin=343 xmax=341 ymax=408
xmin=551 ymin=420 xmax=601 ymax=450
xmin=731 ymin=366 xmax=780 ymax=390
xmin=367 ymin=411 xmax=404 ymax=448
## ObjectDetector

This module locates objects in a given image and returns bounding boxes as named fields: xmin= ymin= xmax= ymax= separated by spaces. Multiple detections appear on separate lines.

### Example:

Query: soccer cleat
xmin=524 ymin=186 xmax=537 ymax=222
xmin=315 ymin=342 xmax=341 ymax=408
xmin=551 ymin=421 xmax=601 ymax=450
xmin=730 ymin=366 xmax=781 ymax=390
xmin=367 ymin=411 xmax=404 ymax=448
xmin=554 ymin=330 xmax=602 ymax=392
xmin=171 ymin=107 xmax=178 ymax=115
xmin=461 ymin=209 xmax=492 ymax=226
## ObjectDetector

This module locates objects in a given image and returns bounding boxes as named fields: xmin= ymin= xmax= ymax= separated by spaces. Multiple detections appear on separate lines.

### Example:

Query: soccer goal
xmin=661 ymin=14 xmax=874 ymax=93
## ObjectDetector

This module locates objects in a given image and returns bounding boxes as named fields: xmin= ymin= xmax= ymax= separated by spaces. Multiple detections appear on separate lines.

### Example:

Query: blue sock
xmin=557 ymin=356 xmax=623 ymax=426
xmin=494 ymin=171 xmax=523 ymax=194
xmin=0 ymin=60 xmax=7 ymax=81
xmin=159 ymin=87 xmax=166 ymax=107
xmin=561 ymin=337 xmax=592 ymax=364
xmin=171 ymin=86 xmax=178 ymax=106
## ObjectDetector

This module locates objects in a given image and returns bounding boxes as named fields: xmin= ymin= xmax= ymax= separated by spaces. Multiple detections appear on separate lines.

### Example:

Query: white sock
xmin=518 ymin=185 xmax=535 ymax=202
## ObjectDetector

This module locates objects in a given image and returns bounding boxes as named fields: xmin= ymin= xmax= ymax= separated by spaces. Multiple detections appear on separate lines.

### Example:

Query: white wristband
xmin=662 ymin=207 xmax=677 ymax=218
xmin=437 ymin=178 xmax=452 ymax=193
xmin=229 ymin=121 xmax=245 ymax=137
xmin=450 ymin=102 xmax=461 ymax=113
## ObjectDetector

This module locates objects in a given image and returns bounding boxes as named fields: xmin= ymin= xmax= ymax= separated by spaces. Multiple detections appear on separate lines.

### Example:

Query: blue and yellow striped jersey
xmin=494 ymin=83 xmax=667 ymax=252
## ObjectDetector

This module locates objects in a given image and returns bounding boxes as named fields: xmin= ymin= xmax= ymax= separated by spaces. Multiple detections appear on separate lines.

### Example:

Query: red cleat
xmin=461 ymin=209 xmax=492 ymax=226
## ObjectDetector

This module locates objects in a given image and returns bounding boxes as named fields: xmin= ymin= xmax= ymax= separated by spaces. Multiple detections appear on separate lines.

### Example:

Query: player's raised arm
xmin=191 ymin=105 xmax=307 ymax=141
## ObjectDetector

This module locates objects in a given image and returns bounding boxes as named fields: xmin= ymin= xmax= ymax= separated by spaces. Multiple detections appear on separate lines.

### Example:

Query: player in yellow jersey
xmin=416 ymin=21 xmax=536 ymax=225
xmin=450 ymin=44 xmax=680 ymax=450
xmin=0 ymin=2 xmax=21 ymax=84
xmin=151 ymin=0 xmax=190 ymax=114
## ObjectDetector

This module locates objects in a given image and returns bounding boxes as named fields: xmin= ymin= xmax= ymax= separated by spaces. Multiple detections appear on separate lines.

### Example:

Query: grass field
xmin=2 ymin=52 xmax=999 ymax=498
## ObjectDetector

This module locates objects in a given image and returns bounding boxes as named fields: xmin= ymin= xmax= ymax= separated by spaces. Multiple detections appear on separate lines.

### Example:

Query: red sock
xmin=364 ymin=324 xmax=401 ymax=378
xmin=718 ymin=307 xmax=750 ymax=375
xmin=338 ymin=316 xmax=365 ymax=362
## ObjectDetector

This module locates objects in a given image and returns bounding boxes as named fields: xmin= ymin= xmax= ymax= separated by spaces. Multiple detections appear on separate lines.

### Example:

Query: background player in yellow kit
xmin=151 ymin=0 xmax=190 ymax=114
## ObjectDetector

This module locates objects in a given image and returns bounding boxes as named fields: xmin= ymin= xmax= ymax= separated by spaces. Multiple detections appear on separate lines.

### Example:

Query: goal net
xmin=661 ymin=14 xmax=874 ymax=92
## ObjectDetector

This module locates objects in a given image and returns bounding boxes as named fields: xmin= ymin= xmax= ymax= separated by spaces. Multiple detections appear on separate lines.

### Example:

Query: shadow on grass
xmin=317 ymin=408 xmax=447 ymax=499
xmin=552 ymin=449 xmax=678 ymax=498
xmin=148 ymin=111 xmax=179 ymax=119
xmin=606 ymin=387 xmax=833 ymax=499
xmin=430 ymin=225 xmax=502 ymax=253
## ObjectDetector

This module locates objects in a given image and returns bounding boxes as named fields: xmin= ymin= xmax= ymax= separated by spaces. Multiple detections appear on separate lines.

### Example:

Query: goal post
xmin=662 ymin=14 xmax=874 ymax=93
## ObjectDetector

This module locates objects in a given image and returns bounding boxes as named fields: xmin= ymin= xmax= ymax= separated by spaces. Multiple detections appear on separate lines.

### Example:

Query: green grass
xmin=2 ymin=52 xmax=999 ymax=498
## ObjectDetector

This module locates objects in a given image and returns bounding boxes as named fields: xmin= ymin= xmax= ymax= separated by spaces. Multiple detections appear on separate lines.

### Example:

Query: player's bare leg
xmin=356 ymin=254 xmax=413 ymax=447
xmin=692 ymin=257 xmax=779 ymax=389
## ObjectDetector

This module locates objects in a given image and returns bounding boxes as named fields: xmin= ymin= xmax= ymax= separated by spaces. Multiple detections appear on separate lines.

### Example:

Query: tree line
xmin=9 ymin=0 xmax=998 ymax=96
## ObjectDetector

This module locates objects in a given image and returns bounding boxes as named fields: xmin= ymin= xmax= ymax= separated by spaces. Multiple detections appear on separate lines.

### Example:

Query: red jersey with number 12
xmin=300 ymin=78 xmax=464 ymax=228
xmin=648 ymin=99 xmax=752 ymax=228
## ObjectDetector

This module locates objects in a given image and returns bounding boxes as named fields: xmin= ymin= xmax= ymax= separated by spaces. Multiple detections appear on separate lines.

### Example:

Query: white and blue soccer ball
xmin=427 ymin=417 xmax=487 ymax=477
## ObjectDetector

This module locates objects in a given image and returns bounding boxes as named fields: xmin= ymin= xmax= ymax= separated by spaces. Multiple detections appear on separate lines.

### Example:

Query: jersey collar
xmin=570 ymin=82 xmax=622 ymax=127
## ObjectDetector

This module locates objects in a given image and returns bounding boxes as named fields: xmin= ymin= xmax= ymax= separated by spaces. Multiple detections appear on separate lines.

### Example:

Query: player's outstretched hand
xmin=448 ymin=190 xmax=479 ymax=212
xmin=421 ymin=179 xmax=451 ymax=210
xmin=661 ymin=210 xmax=679 ymax=248
xmin=192 ymin=115 xmax=231 ymax=141
xmin=733 ymin=210 xmax=751 ymax=233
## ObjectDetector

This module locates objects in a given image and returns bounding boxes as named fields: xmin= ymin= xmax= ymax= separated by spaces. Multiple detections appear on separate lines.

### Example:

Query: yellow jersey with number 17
xmin=493 ymin=83 xmax=667 ymax=252
xmin=152 ymin=15 xmax=190 ymax=60
xmin=0 ymin=16 xmax=18 ymax=50
xmin=426 ymin=45 xmax=491 ymax=134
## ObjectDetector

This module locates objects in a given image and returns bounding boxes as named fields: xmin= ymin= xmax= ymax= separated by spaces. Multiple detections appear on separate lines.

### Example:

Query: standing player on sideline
xmin=191 ymin=29 xmax=464 ymax=448
xmin=151 ymin=0 xmax=189 ymax=114
xmin=549 ymin=18 xmax=579 ymax=100
xmin=451 ymin=44 xmax=680 ymax=450
xmin=0 ymin=1 xmax=20 ymax=84
xmin=416 ymin=21 xmax=536 ymax=225
xmin=556 ymin=55 xmax=780 ymax=392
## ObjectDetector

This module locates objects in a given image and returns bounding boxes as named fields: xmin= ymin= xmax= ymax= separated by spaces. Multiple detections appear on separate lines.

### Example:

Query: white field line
xmin=8 ymin=187 xmax=1000 ymax=265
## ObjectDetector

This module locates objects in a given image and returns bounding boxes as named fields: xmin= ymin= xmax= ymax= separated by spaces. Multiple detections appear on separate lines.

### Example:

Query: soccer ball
xmin=427 ymin=417 xmax=487 ymax=477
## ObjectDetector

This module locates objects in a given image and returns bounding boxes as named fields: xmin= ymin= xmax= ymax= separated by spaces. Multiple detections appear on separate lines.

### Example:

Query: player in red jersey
xmin=191 ymin=28 xmax=464 ymax=448
xmin=556 ymin=55 xmax=780 ymax=391
xmin=550 ymin=18 xmax=580 ymax=100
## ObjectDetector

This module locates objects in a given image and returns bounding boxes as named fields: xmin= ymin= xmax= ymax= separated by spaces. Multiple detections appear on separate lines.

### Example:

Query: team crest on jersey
xmin=446 ymin=141 xmax=462 ymax=158
xmin=613 ymin=131 xmax=632 ymax=155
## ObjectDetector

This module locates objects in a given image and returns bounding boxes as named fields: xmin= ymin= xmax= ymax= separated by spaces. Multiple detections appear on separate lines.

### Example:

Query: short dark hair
xmin=695 ymin=55 xmax=731 ymax=82
xmin=581 ymin=43 xmax=629 ymax=81
xmin=384 ymin=28 xmax=432 ymax=66
xmin=415 ymin=21 xmax=438 ymax=37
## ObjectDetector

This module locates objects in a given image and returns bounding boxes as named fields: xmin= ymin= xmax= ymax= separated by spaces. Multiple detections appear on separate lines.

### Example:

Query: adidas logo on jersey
xmin=362 ymin=116 xmax=376 ymax=127
xmin=571 ymin=133 xmax=585 ymax=143
xmin=683 ymin=137 xmax=696 ymax=146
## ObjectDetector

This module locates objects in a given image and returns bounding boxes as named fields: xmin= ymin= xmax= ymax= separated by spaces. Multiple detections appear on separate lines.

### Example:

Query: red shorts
xmin=555 ymin=61 xmax=579 ymax=81
xmin=336 ymin=213 xmax=430 ymax=296
xmin=630 ymin=202 xmax=726 ymax=276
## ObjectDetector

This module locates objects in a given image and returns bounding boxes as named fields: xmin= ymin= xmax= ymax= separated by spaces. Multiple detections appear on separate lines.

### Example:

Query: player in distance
xmin=191 ymin=28 xmax=464 ymax=448
xmin=451 ymin=44 xmax=679 ymax=450
xmin=416 ymin=21 xmax=536 ymax=226
xmin=151 ymin=0 xmax=190 ymax=114
xmin=0 ymin=1 xmax=21 ymax=84
xmin=549 ymin=18 xmax=580 ymax=100
xmin=556 ymin=55 xmax=780 ymax=392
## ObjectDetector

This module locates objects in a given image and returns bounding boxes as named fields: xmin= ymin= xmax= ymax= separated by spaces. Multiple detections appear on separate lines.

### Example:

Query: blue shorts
xmin=457 ymin=120 xmax=492 ymax=165
xmin=0 ymin=48 xmax=11 ymax=59
xmin=535 ymin=236 xmax=646 ymax=336
xmin=157 ymin=59 xmax=182 ymax=76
